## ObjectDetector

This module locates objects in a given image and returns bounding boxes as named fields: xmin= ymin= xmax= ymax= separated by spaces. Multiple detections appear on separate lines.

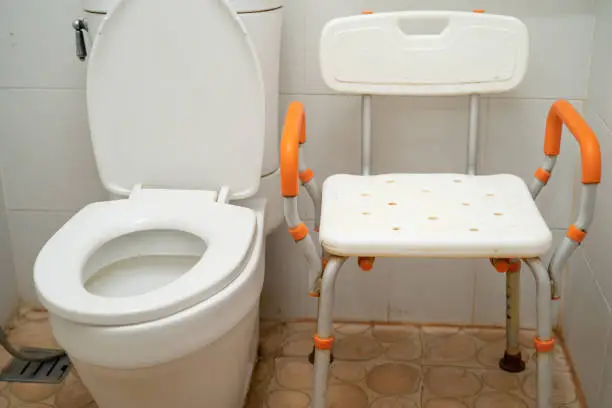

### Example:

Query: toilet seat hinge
xmin=216 ymin=186 xmax=231 ymax=204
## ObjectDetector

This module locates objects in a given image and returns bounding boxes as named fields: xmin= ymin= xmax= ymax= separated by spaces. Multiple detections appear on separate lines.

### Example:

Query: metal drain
xmin=0 ymin=348 xmax=71 ymax=384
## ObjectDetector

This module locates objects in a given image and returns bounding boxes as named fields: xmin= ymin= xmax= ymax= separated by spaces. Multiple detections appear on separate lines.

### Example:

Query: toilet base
xmin=73 ymin=305 xmax=259 ymax=408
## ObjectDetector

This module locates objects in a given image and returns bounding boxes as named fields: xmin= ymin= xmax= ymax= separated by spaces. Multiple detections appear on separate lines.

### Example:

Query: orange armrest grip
xmin=280 ymin=102 xmax=306 ymax=197
xmin=544 ymin=100 xmax=601 ymax=184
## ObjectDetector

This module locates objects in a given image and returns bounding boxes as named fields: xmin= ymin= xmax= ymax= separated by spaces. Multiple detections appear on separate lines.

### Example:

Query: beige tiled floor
xmin=247 ymin=321 xmax=584 ymax=408
xmin=0 ymin=307 xmax=97 ymax=408
xmin=0 ymin=307 xmax=582 ymax=408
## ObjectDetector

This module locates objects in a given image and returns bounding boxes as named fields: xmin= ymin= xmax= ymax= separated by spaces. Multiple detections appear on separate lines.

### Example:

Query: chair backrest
xmin=320 ymin=11 xmax=529 ymax=96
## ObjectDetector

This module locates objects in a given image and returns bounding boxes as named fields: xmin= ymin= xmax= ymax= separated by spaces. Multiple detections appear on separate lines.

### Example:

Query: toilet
xmin=33 ymin=0 xmax=281 ymax=407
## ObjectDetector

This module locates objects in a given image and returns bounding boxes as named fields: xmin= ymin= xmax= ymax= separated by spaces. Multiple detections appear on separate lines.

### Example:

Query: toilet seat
xmin=35 ymin=196 xmax=257 ymax=326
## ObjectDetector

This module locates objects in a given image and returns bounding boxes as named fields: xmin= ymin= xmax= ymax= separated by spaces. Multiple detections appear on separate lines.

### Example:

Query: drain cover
xmin=0 ymin=348 xmax=71 ymax=384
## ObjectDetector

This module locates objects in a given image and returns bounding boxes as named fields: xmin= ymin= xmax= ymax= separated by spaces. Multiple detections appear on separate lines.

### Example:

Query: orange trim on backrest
xmin=544 ymin=100 xmax=601 ymax=184
xmin=281 ymin=102 xmax=306 ymax=197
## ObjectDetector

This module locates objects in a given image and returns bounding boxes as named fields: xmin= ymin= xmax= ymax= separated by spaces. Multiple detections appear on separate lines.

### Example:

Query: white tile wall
xmin=562 ymin=250 xmax=612 ymax=407
xmin=586 ymin=0 xmax=612 ymax=130
xmin=0 ymin=0 xmax=600 ymax=329
xmin=562 ymin=111 xmax=612 ymax=406
xmin=560 ymin=0 xmax=612 ymax=404
xmin=372 ymin=96 xmax=471 ymax=174
xmin=580 ymin=113 xmax=612 ymax=301
xmin=0 ymin=0 xmax=86 ymax=89
xmin=0 ymin=178 xmax=17 ymax=325
xmin=333 ymin=258 xmax=391 ymax=322
xmin=7 ymin=211 xmax=74 ymax=303
xmin=599 ymin=332 xmax=612 ymax=407
xmin=504 ymin=15 xmax=594 ymax=100
xmin=0 ymin=90 xmax=107 ymax=211
xmin=386 ymin=258 xmax=476 ymax=324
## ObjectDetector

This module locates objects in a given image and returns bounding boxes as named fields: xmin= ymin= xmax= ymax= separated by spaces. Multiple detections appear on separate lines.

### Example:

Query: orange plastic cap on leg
xmin=534 ymin=337 xmax=555 ymax=353
xmin=490 ymin=258 xmax=509 ymax=273
xmin=508 ymin=260 xmax=521 ymax=273
xmin=299 ymin=168 xmax=314 ymax=183
xmin=289 ymin=223 xmax=309 ymax=242
xmin=534 ymin=167 xmax=551 ymax=184
xmin=358 ymin=256 xmax=375 ymax=271
xmin=314 ymin=334 xmax=334 ymax=350
xmin=566 ymin=224 xmax=587 ymax=243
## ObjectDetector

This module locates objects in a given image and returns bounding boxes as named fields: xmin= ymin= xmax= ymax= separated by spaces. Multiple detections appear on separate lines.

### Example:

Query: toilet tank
xmin=80 ymin=0 xmax=283 ymax=176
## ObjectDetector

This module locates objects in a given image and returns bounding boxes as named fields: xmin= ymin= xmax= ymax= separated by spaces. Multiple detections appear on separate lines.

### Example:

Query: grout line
xmin=274 ymin=317 xmax=515 ymax=331
xmin=0 ymin=87 xmax=85 ymax=91
xmin=595 ymin=112 xmax=612 ymax=134
xmin=577 ymin=249 xmax=612 ymax=313
xmin=557 ymin=330 xmax=591 ymax=408
xmin=279 ymin=92 xmax=588 ymax=102
xmin=5 ymin=208 xmax=77 ymax=214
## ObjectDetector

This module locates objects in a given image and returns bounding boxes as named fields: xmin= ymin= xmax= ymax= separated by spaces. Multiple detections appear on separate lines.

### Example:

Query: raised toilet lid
xmin=34 ymin=199 xmax=257 ymax=326
xmin=87 ymin=0 xmax=266 ymax=199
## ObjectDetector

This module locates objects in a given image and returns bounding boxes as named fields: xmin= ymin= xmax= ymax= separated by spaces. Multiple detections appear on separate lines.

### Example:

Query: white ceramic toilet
xmin=34 ymin=0 xmax=281 ymax=407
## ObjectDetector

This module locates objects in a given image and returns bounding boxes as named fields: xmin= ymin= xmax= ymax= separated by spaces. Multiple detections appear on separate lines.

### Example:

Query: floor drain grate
xmin=0 ymin=348 xmax=71 ymax=384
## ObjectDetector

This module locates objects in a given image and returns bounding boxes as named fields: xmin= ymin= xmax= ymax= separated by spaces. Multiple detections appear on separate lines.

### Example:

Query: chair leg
xmin=500 ymin=259 xmax=526 ymax=372
xmin=312 ymin=256 xmax=347 ymax=408
xmin=525 ymin=258 xmax=554 ymax=408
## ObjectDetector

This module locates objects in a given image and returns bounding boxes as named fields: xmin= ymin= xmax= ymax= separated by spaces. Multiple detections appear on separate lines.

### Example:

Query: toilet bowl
xmin=40 ymin=192 xmax=266 ymax=408
xmin=34 ymin=0 xmax=274 ymax=406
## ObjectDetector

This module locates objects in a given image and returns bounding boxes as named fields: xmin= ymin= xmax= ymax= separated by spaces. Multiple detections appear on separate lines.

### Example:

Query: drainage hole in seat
xmin=469 ymin=228 xmax=479 ymax=232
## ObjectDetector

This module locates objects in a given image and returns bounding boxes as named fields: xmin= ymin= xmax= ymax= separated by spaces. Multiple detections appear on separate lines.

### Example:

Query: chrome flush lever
xmin=72 ymin=18 xmax=89 ymax=61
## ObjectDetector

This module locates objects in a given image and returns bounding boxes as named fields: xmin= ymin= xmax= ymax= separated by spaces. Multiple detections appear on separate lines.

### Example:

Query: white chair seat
xmin=319 ymin=173 xmax=552 ymax=258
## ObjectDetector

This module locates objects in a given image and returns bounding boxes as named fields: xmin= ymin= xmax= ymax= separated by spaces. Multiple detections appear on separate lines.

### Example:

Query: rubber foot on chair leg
xmin=499 ymin=352 xmax=526 ymax=373
xmin=308 ymin=347 xmax=333 ymax=365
